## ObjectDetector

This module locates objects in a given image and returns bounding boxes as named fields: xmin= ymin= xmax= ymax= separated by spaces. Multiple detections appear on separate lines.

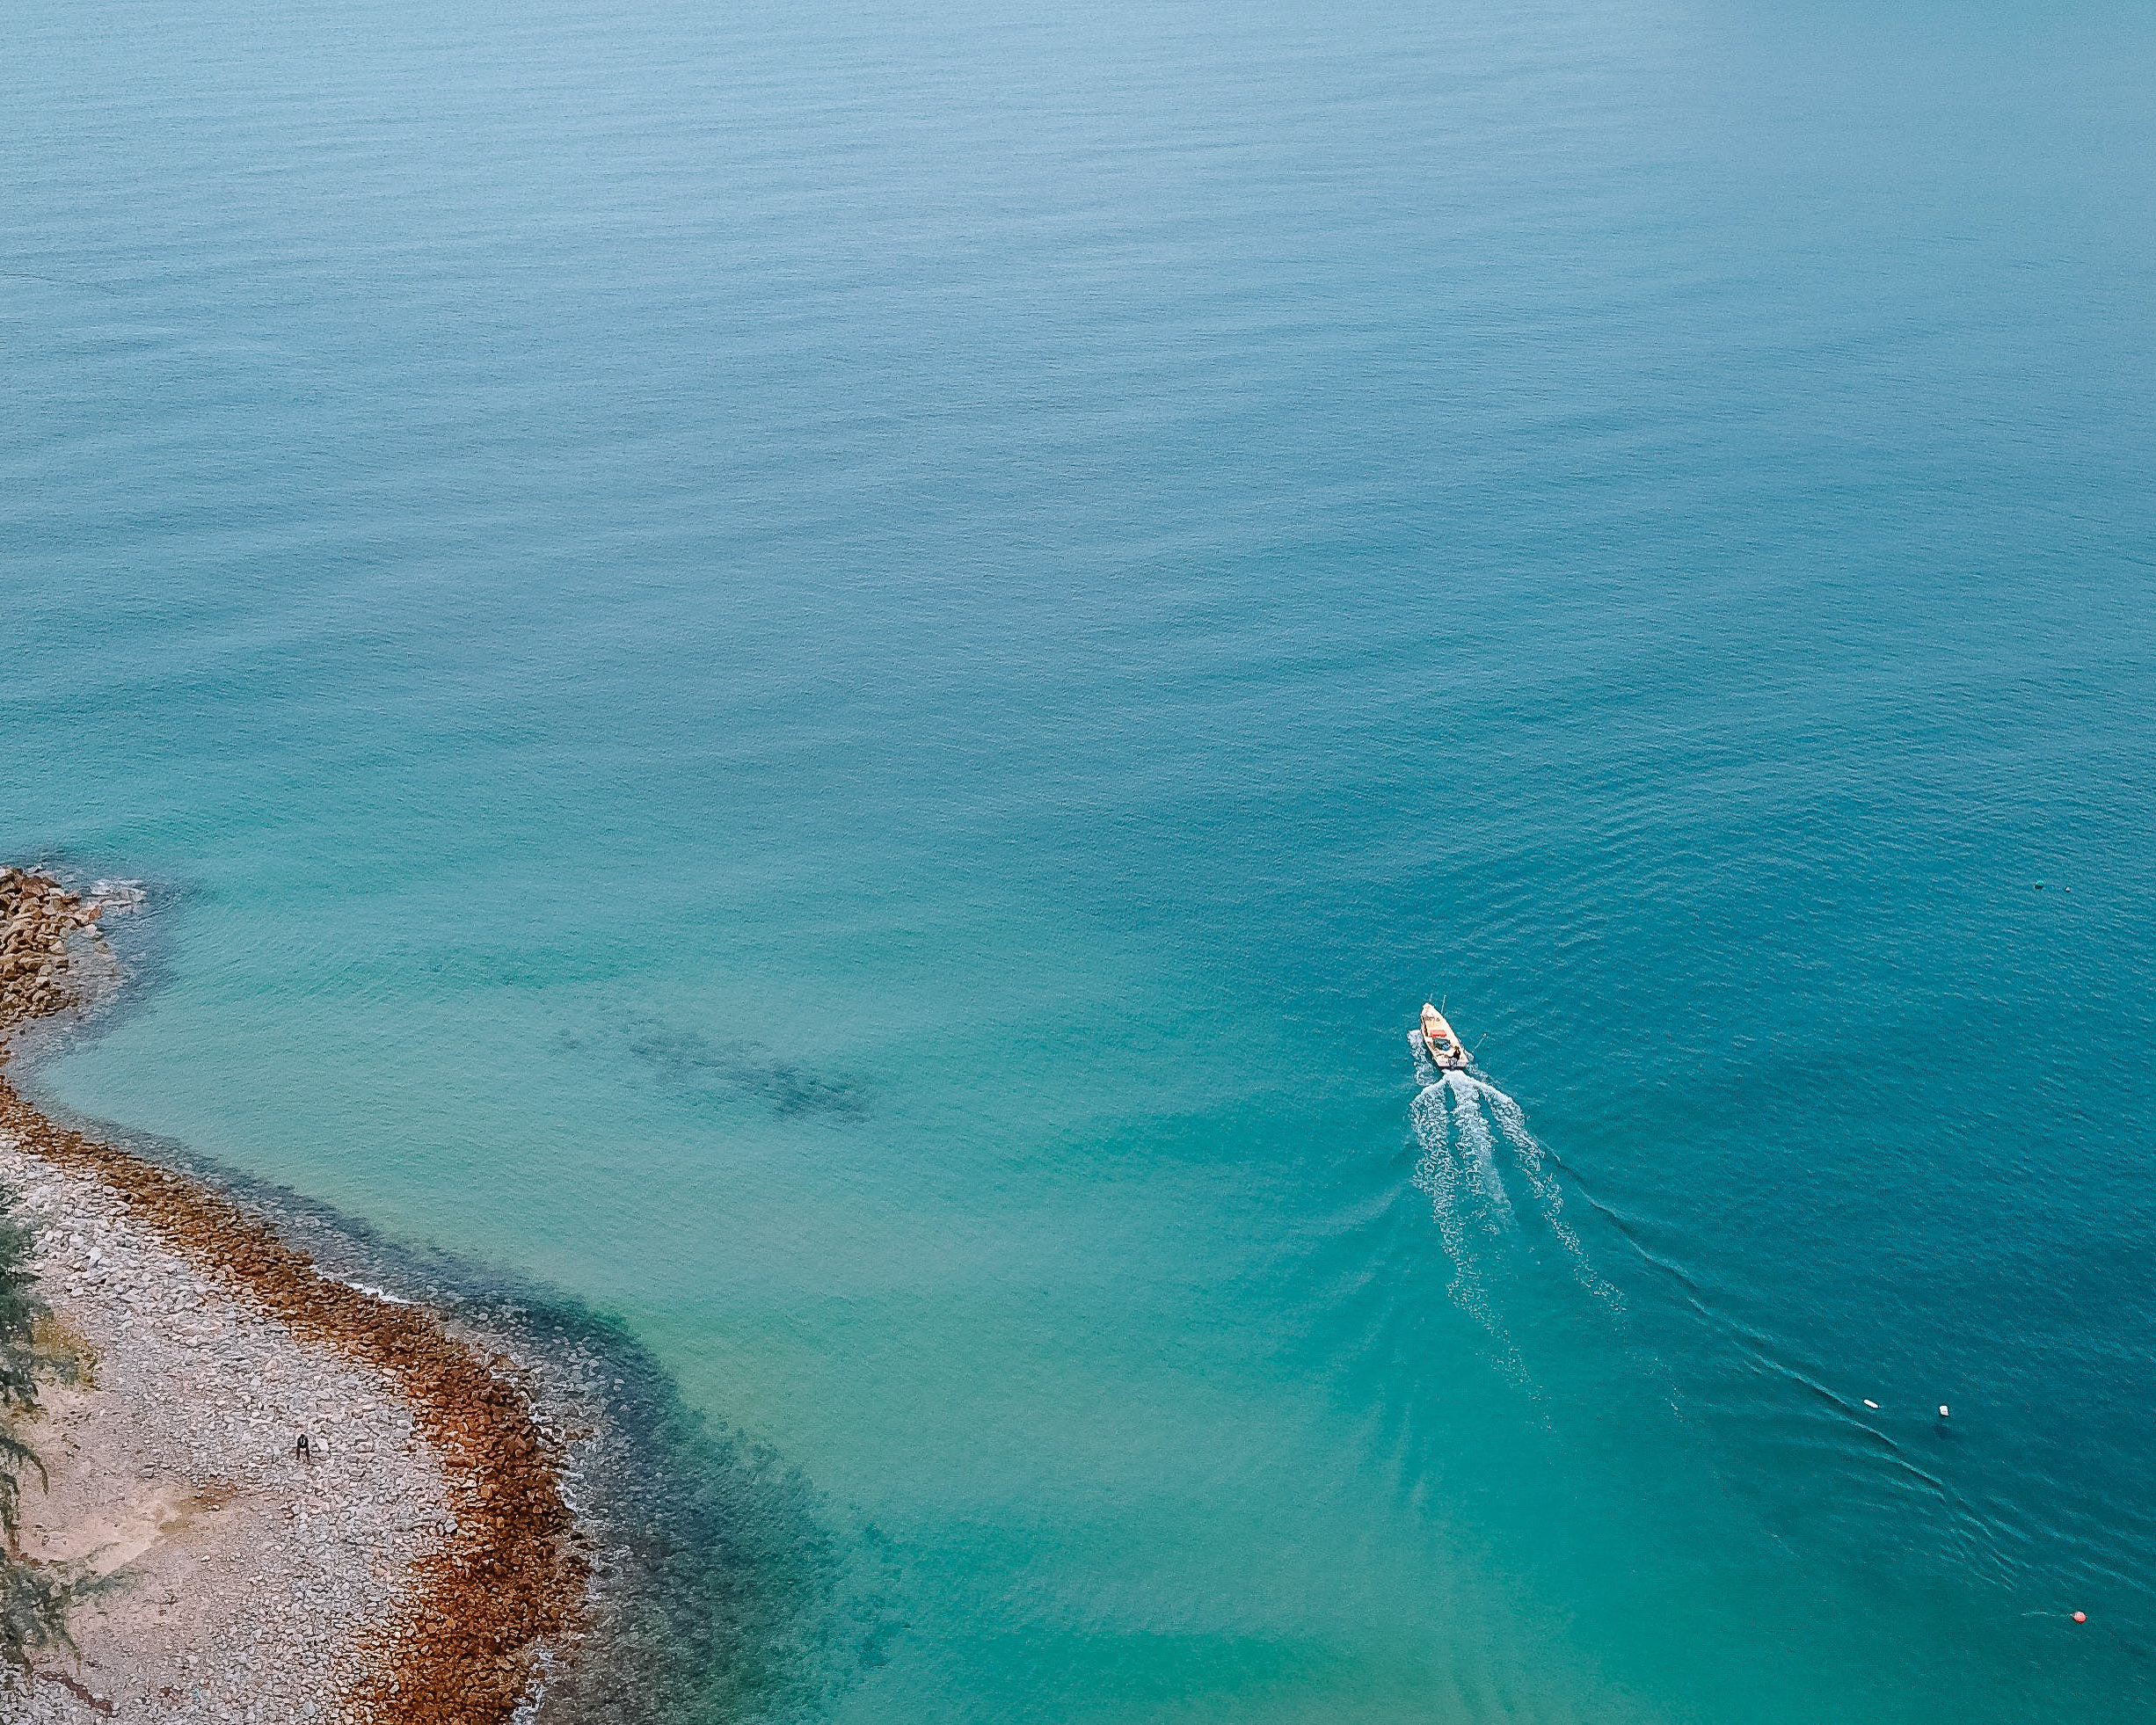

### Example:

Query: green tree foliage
xmin=0 ymin=1185 xmax=77 ymax=1672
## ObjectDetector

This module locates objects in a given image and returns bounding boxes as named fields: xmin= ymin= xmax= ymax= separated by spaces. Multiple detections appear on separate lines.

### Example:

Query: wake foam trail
xmin=1408 ymin=1056 xmax=1621 ymax=1326
xmin=1410 ymin=1080 xmax=1501 ymax=1338
xmin=1455 ymin=1071 xmax=1623 ymax=1312
xmin=1447 ymin=1074 xmax=1511 ymax=1222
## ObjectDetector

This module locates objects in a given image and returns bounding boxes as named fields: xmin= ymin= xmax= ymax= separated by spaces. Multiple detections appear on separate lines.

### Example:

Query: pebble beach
xmin=0 ymin=870 xmax=596 ymax=1722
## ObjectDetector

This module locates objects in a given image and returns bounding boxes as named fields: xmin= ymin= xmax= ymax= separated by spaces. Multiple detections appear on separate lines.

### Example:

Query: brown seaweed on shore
xmin=0 ymin=868 xmax=591 ymax=1724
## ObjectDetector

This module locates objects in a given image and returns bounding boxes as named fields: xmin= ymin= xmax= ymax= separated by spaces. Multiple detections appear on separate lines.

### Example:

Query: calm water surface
xmin=7 ymin=0 xmax=2155 ymax=1719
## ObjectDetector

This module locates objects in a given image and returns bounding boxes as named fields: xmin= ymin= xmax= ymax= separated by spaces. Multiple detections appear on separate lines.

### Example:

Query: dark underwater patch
xmin=613 ymin=1016 xmax=868 ymax=1123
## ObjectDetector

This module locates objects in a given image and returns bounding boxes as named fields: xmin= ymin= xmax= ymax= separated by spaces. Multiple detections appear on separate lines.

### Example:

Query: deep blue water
xmin=7 ymin=0 xmax=2156 ymax=1719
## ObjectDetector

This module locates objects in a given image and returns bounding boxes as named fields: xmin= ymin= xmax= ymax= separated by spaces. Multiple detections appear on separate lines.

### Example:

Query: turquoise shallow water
xmin=7 ymin=0 xmax=2156 ymax=1718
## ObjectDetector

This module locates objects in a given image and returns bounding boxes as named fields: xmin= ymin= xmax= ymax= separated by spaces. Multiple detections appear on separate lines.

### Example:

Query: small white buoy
xmin=1939 ymin=1405 xmax=1950 ymax=1418
xmin=1863 ymin=1399 xmax=1879 ymax=1410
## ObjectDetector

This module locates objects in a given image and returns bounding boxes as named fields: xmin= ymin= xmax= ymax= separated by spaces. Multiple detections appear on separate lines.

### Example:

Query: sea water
xmin=6 ymin=0 xmax=2155 ymax=1718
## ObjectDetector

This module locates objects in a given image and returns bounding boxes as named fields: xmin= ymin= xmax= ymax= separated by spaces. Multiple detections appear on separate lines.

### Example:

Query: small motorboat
xmin=1417 ymin=1002 xmax=1470 ymax=1070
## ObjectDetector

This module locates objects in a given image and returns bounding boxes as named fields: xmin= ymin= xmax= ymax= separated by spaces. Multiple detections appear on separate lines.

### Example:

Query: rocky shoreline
xmin=0 ymin=1132 xmax=455 ymax=1720
xmin=0 ymin=870 xmax=592 ymax=1721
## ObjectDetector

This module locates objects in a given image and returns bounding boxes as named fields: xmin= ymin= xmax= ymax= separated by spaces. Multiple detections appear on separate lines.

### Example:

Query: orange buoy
xmin=2073 ymin=1611 xmax=2087 ymax=1623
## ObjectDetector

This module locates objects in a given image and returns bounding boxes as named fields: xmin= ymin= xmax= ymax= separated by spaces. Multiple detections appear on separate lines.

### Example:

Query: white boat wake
xmin=1410 ymin=1059 xmax=1621 ymax=1329
xmin=1409 ymin=1077 xmax=1505 ymax=1338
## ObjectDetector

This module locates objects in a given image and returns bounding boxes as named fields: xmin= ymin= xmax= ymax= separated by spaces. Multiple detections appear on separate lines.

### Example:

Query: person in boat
xmin=1420 ymin=1002 xmax=1465 ymax=1064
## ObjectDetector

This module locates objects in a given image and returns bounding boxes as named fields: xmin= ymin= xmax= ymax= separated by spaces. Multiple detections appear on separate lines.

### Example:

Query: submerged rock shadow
xmin=584 ymin=1016 xmax=869 ymax=1124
